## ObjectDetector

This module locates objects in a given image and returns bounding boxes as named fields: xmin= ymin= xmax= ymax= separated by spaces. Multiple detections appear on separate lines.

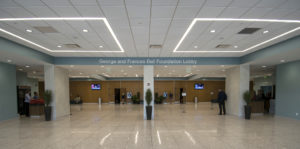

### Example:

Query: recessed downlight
xmin=101 ymin=65 xmax=104 ymax=68
xmin=82 ymin=29 xmax=88 ymax=32
xmin=57 ymin=45 xmax=62 ymax=48
xmin=70 ymin=65 xmax=74 ymax=68
xmin=26 ymin=29 xmax=32 ymax=33
xmin=99 ymin=45 xmax=103 ymax=48
xmin=210 ymin=29 xmax=216 ymax=33
xmin=234 ymin=45 xmax=238 ymax=48
xmin=79 ymin=72 xmax=83 ymax=75
xmin=194 ymin=46 xmax=198 ymax=48
xmin=18 ymin=68 xmax=23 ymax=71
xmin=280 ymin=59 xmax=285 ymax=63
xmin=263 ymin=30 xmax=269 ymax=34
xmin=262 ymin=65 xmax=267 ymax=68
xmin=7 ymin=59 xmax=12 ymax=63
xmin=25 ymin=65 xmax=30 ymax=68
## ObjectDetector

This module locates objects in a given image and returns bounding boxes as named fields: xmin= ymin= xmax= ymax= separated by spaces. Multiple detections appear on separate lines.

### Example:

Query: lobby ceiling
xmin=0 ymin=0 xmax=300 ymax=57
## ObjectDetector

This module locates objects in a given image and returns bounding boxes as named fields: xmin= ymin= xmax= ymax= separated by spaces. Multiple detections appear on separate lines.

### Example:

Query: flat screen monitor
xmin=195 ymin=83 xmax=204 ymax=90
xmin=91 ymin=84 xmax=101 ymax=90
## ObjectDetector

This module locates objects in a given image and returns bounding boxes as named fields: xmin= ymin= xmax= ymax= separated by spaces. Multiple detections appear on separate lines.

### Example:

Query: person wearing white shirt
xmin=24 ymin=90 xmax=31 ymax=117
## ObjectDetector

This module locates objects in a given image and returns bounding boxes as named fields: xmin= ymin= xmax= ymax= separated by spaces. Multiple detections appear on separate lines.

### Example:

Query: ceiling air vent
xmin=63 ymin=44 xmax=81 ymax=49
xmin=33 ymin=26 xmax=58 ymax=33
xmin=149 ymin=45 xmax=162 ymax=49
xmin=215 ymin=44 xmax=231 ymax=49
xmin=238 ymin=28 xmax=261 ymax=34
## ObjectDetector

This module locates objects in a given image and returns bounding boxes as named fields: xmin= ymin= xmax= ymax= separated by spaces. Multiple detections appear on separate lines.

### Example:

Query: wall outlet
xmin=296 ymin=113 xmax=299 ymax=116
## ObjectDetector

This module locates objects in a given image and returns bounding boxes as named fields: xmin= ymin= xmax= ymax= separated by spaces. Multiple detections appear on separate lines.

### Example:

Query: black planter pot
xmin=44 ymin=106 xmax=52 ymax=121
xmin=244 ymin=105 xmax=251 ymax=120
xmin=146 ymin=106 xmax=152 ymax=120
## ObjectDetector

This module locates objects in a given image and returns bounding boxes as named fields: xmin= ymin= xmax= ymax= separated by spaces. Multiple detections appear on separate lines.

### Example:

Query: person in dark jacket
xmin=217 ymin=89 xmax=227 ymax=115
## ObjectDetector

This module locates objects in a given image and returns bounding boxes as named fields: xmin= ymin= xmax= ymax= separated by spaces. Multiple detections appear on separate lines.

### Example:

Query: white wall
xmin=44 ymin=65 xmax=70 ymax=120
xmin=226 ymin=65 xmax=250 ymax=117
xmin=16 ymin=71 xmax=39 ymax=96
xmin=143 ymin=65 xmax=154 ymax=120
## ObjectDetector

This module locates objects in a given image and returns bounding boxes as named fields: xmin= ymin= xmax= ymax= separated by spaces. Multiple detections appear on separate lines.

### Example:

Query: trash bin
xmin=98 ymin=98 xmax=101 ymax=105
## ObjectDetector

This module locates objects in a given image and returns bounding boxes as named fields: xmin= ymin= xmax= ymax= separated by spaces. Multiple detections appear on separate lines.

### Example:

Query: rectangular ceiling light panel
xmin=173 ymin=18 xmax=300 ymax=53
xmin=0 ymin=17 xmax=124 ymax=53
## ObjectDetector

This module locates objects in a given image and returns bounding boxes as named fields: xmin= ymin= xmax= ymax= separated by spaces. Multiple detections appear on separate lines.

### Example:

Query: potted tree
xmin=145 ymin=89 xmax=153 ymax=120
xmin=44 ymin=90 xmax=53 ymax=121
xmin=243 ymin=90 xmax=252 ymax=119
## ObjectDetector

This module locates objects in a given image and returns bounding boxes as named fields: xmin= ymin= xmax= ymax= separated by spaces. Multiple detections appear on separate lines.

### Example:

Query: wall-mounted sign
xmin=98 ymin=58 xmax=197 ymax=65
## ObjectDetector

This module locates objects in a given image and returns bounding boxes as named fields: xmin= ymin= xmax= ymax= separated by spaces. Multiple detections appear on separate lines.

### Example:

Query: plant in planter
xmin=145 ymin=89 xmax=153 ymax=120
xmin=44 ymin=90 xmax=53 ymax=121
xmin=132 ymin=95 xmax=139 ymax=104
xmin=137 ymin=92 xmax=140 ymax=101
xmin=243 ymin=90 xmax=252 ymax=120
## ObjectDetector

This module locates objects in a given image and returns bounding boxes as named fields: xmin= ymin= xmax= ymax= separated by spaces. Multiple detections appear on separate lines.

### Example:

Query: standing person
xmin=33 ymin=92 xmax=39 ymax=99
xmin=121 ymin=93 xmax=126 ymax=104
xmin=217 ymin=89 xmax=227 ymax=115
xmin=24 ymin=90 xmax=31 ymax=117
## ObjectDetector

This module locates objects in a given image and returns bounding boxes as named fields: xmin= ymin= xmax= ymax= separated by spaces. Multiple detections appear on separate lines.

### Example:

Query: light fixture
xmin=7 ymin=59 xmax=12 ymax=63
xmin=280 ymin=59 xmax=285 ymax=63
xmin=156 ymin=74 xmax=159 ymax=77
xmin=82 ymin=29 xmax=88 ymax=32
xmin=263 ymin=30 xmax=269 ymax=34
xmin=173 ymin=18 xmax=300 ymax=53
xmin=18 ymin=68 xmax=23 ymax=71
xmin=194 ymin=46 xmax=198 ymax=48
xmin=262 ymin=65 xmax=267 ymax=68
xmin=26 ymin=29 xmax=32 ymax=33
xmin=135 ymin=74 xmax=138 ymax=77
xmin=57 ymin=45 xmax=62 ymax=48
xmin=99 ymin=45 xmax=103 ymax=48
xmin=234 ymin=45 xmax=238 ymax=48
xmin=0 ymin=17 xmax=124 ymax=53
xmin=25 ymin=65 xmax=30 ymax=68
xmin=210 ymin=29 xmax=216 ymax=33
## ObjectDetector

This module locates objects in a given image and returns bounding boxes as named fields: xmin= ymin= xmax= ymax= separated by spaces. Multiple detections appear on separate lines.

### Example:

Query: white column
xmin=225 ymin=64 xmax=250 ymax=117
xmin=44 ymin=65 xmax=70 ymax=120
xmin=143 ymin=65 xmax=154 ymax=120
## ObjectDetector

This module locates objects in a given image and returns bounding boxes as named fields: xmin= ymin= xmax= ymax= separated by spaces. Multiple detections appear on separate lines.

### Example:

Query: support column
xmin=225 ymin=64 xmax=250 ymax=117
xmin=44 ymin=64 xmax=70 ymax=120
xmin=143 ymin=65 xmax=154 ymax=120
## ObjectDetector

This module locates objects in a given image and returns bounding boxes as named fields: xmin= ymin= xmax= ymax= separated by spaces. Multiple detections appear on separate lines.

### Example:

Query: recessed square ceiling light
xmin=82 ymin=29 xmax=88 ymax=32
xmin=26 ymin=29 xmax=32 ymax=33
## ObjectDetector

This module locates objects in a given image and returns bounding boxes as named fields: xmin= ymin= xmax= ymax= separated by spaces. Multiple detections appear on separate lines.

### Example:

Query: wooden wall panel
xmin=69 ymin=80 xmax=224 ymax=103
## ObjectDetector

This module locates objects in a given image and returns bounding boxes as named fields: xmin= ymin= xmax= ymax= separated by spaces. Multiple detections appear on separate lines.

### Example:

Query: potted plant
xmin=44 ymin=90 xmax=53 ymax=121
xmin=132 ymin=95 xmax=139 ymax=104
xmin=243 ymin=90 xmax=252 ymax=119
xmin=145 ymin=89 xmax=153 ymax=120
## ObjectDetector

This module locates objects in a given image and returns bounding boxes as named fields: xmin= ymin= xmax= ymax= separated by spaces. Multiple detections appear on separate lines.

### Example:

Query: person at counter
xmin=33 ymin=92 xmax=39 ymax=100
xmin=24 ymin=90 xmax=31 ymax=117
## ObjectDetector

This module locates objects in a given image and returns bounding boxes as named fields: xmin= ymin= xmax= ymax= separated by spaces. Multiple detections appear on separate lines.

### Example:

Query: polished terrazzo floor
xmin=0 ymin=103 xmax=300 ymax=149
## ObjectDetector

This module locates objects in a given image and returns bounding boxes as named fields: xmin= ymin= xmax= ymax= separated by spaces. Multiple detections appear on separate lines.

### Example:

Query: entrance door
xmin=115 ymin=88 xmax=121 ymax=104
xmin=17 ymin=86 xmax=31 ymax=115
xmin=180 ymin=88 xmax=183 ymax=104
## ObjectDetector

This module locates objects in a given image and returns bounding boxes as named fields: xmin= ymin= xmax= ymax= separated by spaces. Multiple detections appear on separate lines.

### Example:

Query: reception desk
xmin=29 ymin=99 xmax=45 ymax=116
xmin=250 ymin=101 xmax=264 ymax=113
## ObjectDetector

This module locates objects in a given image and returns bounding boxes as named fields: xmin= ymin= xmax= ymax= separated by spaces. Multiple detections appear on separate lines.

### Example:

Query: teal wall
xmin=0 ymin=62 xmax=18 ymax=121
xmin=276 ymin=60 xmax=300 ymax=120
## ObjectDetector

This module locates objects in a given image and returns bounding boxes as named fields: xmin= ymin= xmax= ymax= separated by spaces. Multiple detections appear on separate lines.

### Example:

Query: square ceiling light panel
xmin=0 ymin=18 xmax=124 ymax=53
xmin=173 ymin=18 xmax=300 ymax=53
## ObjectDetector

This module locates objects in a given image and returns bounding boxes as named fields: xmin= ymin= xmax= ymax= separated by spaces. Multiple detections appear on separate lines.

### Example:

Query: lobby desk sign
xmin=98 ymin=58 xmax=197 ymax=65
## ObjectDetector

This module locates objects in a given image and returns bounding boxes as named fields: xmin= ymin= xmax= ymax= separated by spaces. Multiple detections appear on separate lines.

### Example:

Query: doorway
xmin=115 ymin=88 xmax=121 ymax=104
